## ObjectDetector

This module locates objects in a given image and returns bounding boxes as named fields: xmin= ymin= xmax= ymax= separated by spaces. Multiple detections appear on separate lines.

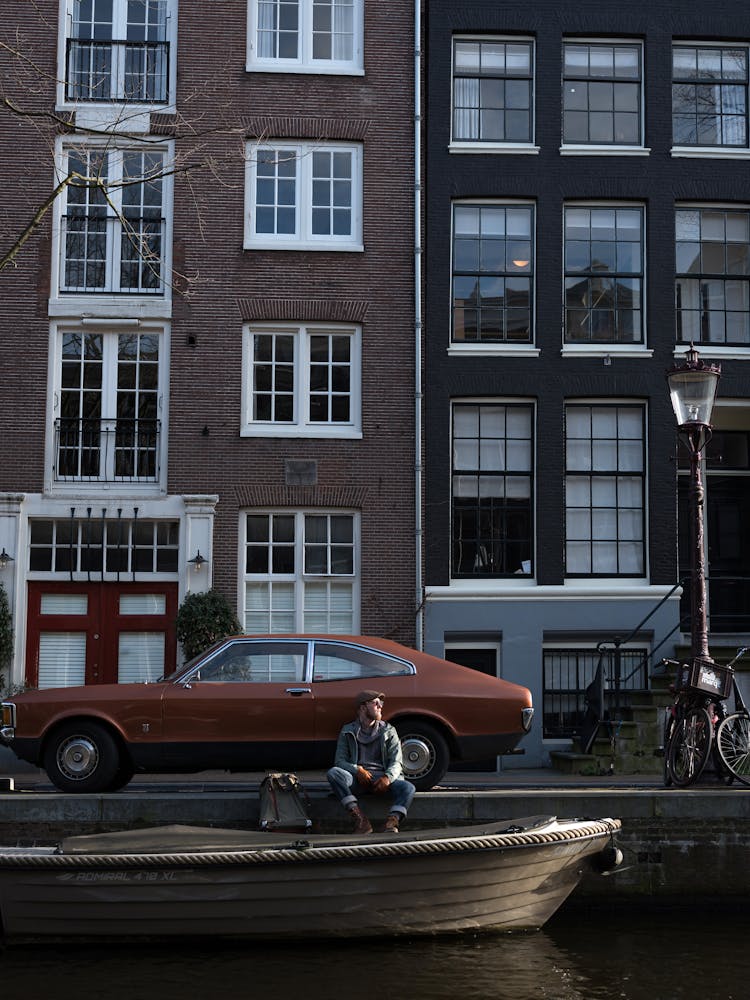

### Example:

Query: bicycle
xmin=661 ymin=647 xmax=748 ymax=788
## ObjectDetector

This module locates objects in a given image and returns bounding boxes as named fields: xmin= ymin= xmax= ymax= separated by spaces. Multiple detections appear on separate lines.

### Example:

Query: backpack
xmin=259 ymin=772 xmax=312 ymax=832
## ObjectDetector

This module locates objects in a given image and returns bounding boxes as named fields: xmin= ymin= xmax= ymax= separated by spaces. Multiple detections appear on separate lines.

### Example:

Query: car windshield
xmin=159 ymin=640 xmax=229 ymax=682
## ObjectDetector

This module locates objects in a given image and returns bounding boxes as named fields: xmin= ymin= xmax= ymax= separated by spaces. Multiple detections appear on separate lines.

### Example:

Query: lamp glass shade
xmin=667 ymin=366 xmax=720 ymax=427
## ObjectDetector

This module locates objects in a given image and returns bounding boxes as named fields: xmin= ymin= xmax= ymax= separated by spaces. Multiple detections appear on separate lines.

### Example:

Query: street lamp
xmin=666 ymin=345 xmax=721 ymax=667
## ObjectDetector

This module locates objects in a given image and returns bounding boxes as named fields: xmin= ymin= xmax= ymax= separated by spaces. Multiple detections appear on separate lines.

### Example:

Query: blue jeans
xmin=327 ymin=766 xmax=416 ymax=817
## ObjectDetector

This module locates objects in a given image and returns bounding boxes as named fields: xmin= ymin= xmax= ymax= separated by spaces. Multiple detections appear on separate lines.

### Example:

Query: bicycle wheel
xmin=667 ymin=705 xmax=713 ymax=787
xmin=716 ymin=712 xmax=750 ymax=786
xmin=663 ymin=708 xmax=675 ymax=787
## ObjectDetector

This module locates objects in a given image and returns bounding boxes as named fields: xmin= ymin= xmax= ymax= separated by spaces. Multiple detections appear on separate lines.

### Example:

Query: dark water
xmin=1 ymin=906 xmax=747 ymax=1000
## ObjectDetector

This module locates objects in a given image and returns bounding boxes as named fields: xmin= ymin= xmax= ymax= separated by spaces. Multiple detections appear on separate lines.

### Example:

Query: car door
xmin=160 ymin=639 xmax=316 ymax=770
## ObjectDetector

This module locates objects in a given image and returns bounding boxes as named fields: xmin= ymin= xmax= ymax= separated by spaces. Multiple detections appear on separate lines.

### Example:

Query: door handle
xmin=285 ymin=687 xmax=312 ymax=696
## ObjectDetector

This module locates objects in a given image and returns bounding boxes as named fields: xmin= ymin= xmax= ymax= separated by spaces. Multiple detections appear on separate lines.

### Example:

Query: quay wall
xmin=1 ymin=786 xmax=748 ymax=903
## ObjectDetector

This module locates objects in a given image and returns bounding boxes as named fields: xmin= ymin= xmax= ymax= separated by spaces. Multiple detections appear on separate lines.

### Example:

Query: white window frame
xmin=57 ymin=0 xmax=179 ymax=112
xmin=241 ymin=322 xmax=362 ymax=438
xmin=671 ymin=42 xmax=750 ymax=159
xmin=240 ymin=510 xmax=361 ymax=634
xmin=244 ymin=141 xmax=363 ymax=251
xmin=45 ymin=319 xmax=169 ymax=495
xmin=561 ymin=38 xmax=648 ymax=156
xmin=246 ymin=0 xmax=364 ymax=75
xmin=49 ymin=136 xmax=174 ymax=318
xmin=450 ymin=35 xmax=538 ymax=154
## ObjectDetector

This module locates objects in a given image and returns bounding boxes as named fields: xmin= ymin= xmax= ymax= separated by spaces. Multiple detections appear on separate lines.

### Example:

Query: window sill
xmin=560 ymin=145 xmax=650 ymax=156
xmin=48 ymin=296 xmax=172 ymax=320
xmin=561 ymin=345 xmax=652 ymax=359
xmin=671 ymin=146 xmax=750 ymax=159
xmin=449 ymin=142 xmax=540 ymax=155
xmin=448 ymin=344 xmax=539 ymax=357
xmin=240 ymin=426 xmax=363 ymax=440
xmin=245 ymin=62 xmax=364 ymax=76
xmin=673 ymin=344 xmax=750 ymax=361
xmin=243 ymin=241 xmax=364 ymax=253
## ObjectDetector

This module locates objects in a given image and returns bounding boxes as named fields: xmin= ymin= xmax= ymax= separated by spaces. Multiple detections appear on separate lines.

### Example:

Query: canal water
xmin=1 ymin=906 xmax=747 ymax=999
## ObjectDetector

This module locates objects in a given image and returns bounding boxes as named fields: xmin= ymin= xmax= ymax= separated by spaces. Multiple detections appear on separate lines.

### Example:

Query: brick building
xmin=0 ymin=1 xmax=417 ymax=688
xmin=423 ymin=0 xmax=750 ymax=767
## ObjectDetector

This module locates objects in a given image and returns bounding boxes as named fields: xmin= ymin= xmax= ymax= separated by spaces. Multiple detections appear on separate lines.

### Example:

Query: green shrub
xmin=0 ymin=582 xmax=13 ymax=693
xmin=175 ymin=589 xmax=242 ymax=661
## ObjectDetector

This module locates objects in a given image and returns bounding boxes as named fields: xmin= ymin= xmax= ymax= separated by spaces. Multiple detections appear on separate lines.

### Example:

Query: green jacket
xmin=334 ymin=720 xmax=404 ymax=783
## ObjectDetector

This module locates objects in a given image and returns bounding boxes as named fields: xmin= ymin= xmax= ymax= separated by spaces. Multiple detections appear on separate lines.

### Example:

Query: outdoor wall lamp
xmin=187 ymin=550 xmax=207 ymax=572
xmin=0 ymin=548 xmax=14 ymax=570
xmin=666 ymin=345 xmax=722 ymax=666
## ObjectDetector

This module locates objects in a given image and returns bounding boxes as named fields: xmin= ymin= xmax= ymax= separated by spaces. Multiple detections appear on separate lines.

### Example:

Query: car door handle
xmin=285 ymin=687 xmax=312 ymax=696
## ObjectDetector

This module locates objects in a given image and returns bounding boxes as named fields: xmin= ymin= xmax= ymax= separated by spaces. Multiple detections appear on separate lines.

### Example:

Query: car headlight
xmin=521 ymin=707 xmax=534 ymax=732
xmin=1 ymin=701 xmax=16 ymax=739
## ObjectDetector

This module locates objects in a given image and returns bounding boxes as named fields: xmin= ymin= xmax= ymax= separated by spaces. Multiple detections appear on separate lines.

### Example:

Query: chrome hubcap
xmin=58 ymin=736 xmax=99 ymax=780
xmin=401 ymin=736 xmax=434 ymax=778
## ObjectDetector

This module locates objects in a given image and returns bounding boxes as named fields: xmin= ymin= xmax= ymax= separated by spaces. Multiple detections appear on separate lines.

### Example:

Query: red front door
xmin=26 ymin=581 xmax=178 ymax=687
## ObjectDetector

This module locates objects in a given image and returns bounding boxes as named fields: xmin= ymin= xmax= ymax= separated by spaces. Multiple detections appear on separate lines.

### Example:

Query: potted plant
xmin=175 ymin=589 xmax=242 ymax=661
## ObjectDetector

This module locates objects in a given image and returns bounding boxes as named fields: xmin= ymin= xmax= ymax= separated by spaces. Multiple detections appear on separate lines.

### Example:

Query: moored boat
xmin=0 ymin=815 xmax=622 ymax=940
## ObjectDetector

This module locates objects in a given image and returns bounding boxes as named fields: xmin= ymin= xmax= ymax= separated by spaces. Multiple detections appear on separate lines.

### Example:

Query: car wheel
xmin=43 ymin=721 xmax=121 ymax=794
xmin=396 ymin=720 xmax=450 ymax=791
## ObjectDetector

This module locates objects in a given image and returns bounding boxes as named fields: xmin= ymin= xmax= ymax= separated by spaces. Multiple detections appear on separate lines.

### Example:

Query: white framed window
xmin=243 ymin=510 xmax=360 ymax=633
xmin=241 ymin=323 xmax=362 ymax=438
xmin=247 ymin=0 xmax=363 ymax=74
xmin=59 ymin=0 xmax=177 ymax=107
xmin=48 ymin=321 xmax=167 ymax=490
xmin=53 ymin=140 xmax=173 ymax=298
xmin=564 ymin=403 xmax=646 ymax=577
xmin=451 ymin=36 xmax=535 ymax=148
xmin=672 ymin=43 xmax=749 ymax=152
xmin=244 ymin=141 xmax=363 ymax=251
xmin=562 ymin=39 xmax=644 ymax=149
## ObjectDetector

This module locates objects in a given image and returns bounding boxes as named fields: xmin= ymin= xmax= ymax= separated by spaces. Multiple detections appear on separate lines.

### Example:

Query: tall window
xmin=672 ymin=44 xmax=749 ymax=148
xmin=452 ymin=37 xmax=534 ymax=145
xmin=676 ymin=207 xmax=750 ymax=345
xmin=452 ymin=403 xmax=534 ymax=577
xmin=562 ymin=41 xmax=642 ymax=146
xmin=242 ymin=323 xmax=361 ymax=437
xmin=54 ymin=327 xmax=162 ymax=484
xmin=65 ymin=0 xmax=172 ymax=104
xmin=564 ymin=205 xmax=644 ymax=344
xmin=248 ymin=0 xmax=363 ymax=73
xmin=565 ymin=404 xmax=645 ymax=576
xmin=29 ymin=517 xmax=178 ymax=573
xmin=244 ymin=511 xmax=358 ymax=633
xmin=58 ymin=144 xmax=169 ymax=295
xmin=245 ymin=142 xmax=362 ymax=250
xmin=452 ymin=203 xmax=534 ymax=343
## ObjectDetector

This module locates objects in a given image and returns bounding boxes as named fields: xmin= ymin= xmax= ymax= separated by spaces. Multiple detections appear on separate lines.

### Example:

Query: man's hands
xmin=356 ymin=766 xmax=373 ymax=786
xmin=356 ymin=768 xmax=390 ymax=794
xmin=372 ymin=776 xmax=391 ymax=794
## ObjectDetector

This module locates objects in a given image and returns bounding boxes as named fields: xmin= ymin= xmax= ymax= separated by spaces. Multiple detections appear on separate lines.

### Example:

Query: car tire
xmin=396 ymin=720 xmax=450 ymax=791
xmin=43 ymin=720 xmax=121 ymax=794
xmin=106 ymin=759 xmax=136 ymax=792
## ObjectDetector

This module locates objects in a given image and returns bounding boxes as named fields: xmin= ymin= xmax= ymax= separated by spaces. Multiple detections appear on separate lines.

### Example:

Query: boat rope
xmin=0 ymin=818 xmax=620 ymax=870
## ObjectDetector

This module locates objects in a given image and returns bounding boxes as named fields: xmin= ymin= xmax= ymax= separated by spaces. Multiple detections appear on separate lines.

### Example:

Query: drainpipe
xmin=414 ymin=0 xmax=424 ymax=648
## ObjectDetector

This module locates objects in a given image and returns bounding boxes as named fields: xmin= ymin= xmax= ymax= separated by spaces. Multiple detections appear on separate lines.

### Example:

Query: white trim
xmin=449 ymin=144 xmax=540 ymax=155
xmin=448 ymin=345 xmax=540 ymax=358
xmin=672 ymin=346 xmax=750 ymax=362
xmin=560 ymin=145 xmax=651 ymax=156
xmin=671 ymin=146 xmax=750 ymax=159
xmin=426 ymin=583 xmax=675 ymax=601
xmin=561 ymin=346 xmax=653 ymax=359
xmin=246 ymin=0 xmax=364 ymax=75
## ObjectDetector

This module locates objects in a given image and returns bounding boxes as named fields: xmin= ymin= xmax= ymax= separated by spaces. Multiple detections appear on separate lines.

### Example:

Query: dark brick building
xmin=423 ymin=0 xmax=750 ymax=766
xmin=0 ymin=1 xmax=416 ymax=689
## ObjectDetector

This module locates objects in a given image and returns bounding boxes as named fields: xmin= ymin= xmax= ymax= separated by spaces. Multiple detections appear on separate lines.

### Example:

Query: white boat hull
xmin=0 ymin=816 xmax=621 ymax=939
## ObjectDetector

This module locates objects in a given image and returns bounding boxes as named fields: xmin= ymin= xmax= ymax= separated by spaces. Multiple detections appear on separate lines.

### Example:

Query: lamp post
xmin=666 ymin=346 xmax=721 ymax=667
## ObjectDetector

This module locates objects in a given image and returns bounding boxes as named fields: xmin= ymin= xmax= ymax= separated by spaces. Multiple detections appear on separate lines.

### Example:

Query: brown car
xmin=0 ymin=635 xmax=533 ymax=792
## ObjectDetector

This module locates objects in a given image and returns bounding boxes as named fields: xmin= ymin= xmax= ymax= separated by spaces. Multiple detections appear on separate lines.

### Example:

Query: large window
xmin=244 ymin=142 xmax=363 ymax=250
xmin=57 ymin=144 xmax=170 ymax=295
xmin=29 ymin=517 xmax=178 ymax=573
xmin=242 ymin=323 xmax=361 ymax=437
xmin=672 ymin=44 xmax=749 ymax=149
xmin=247 ymin=0 xmax=363 ymax=73
xmin=565 ymin=404 xmax=645 ymax=576
xmin=562 ymin=41 xmax=643 ymax=146
xmin=452 ymin=403 xmax=534 ymax=577
xmin=675 ymin=207 xmax=750 ymax=345
xmin=244 ymin=511 xmax=359 ymax=633
xmin=452 ymin=203 xmax=534 ymax=343
xmin=53 ymin=326 xmax=163 ymax=484
xmin=564 ymin=205 xmax=644 ymax=344
xmin=63 ymin=0 xmax=173 ymax=104
xmin=451 ymin=37 xmax=534 ymax=145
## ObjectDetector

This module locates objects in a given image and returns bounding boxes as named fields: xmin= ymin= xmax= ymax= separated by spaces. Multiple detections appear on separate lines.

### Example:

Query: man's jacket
xmin=333 ymin=720 xmax=404 ymax=782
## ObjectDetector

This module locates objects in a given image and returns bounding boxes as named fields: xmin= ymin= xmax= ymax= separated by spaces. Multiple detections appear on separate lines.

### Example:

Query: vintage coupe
xmin=1 ymin=635 xmax=533 ymax=792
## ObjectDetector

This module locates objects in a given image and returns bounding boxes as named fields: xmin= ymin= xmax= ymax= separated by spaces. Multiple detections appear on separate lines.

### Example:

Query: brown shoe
xmin=350 ymin=806 xmax=373 ymax=835
xmin=384 ymin=814 xmax=401 ymax=833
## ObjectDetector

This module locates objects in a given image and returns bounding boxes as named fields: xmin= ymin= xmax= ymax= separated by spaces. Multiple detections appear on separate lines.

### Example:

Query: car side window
xmin=312 ymin=642 xmax=413 ymax=681
xmin=196 ymin=642 xmax=307 ymax=683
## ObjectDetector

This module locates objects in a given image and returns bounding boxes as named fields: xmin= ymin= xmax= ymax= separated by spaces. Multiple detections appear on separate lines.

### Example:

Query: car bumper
xmin=453 ymin=732 xmax=525 ymax=761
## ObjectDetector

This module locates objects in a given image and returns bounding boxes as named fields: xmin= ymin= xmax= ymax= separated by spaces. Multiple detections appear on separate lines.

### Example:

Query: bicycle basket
xmin=676 ymin=658 xmax=734 ymax=699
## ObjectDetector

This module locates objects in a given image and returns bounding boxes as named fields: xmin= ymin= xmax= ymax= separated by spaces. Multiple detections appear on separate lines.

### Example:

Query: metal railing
xmin=54 ymin=417 xmax=161 ymax=483
xmin=60 ymin=214 xmax=165 ymax=295
xmin=65 ymin=39 xmax=170 ymax=103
